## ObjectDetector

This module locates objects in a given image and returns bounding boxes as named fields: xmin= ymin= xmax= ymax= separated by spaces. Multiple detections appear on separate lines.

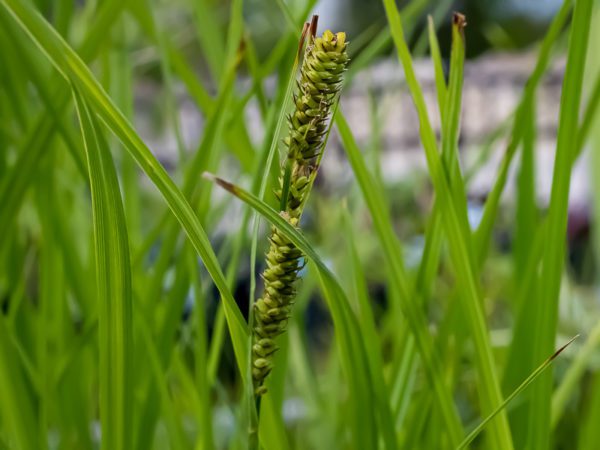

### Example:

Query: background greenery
xmin=0 ymin=0 xmax=599 ymax=449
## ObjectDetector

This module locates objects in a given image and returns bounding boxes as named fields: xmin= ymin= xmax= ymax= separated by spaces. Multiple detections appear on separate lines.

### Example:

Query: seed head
xmin=252 ymin=27 xmax=349 ymax=396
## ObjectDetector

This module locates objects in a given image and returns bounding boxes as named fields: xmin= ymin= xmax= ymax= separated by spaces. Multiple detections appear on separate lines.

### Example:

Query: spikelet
xmin=252 ymin=29 xmax=349 ymax=396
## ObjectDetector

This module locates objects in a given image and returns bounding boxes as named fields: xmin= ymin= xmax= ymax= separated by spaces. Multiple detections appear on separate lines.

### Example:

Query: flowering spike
xmin=252 ymin=25 xmax=349 ymax=396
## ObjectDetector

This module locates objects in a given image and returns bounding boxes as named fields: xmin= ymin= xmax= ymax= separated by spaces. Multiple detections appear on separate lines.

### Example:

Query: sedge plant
xmin=1 ymin=0 xmax=600 ymax=449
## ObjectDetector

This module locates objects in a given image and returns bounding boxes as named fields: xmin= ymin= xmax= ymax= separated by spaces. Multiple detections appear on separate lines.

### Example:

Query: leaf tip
xmin=202 ymin=171 xmax=217 ymax=182
xmin=203 ymin=172 xmax=237 ymax=194
xmin=550 ymin=334 xmax=579 ymax=362
xmin=452 ymin=12 xmax=467 ymax=29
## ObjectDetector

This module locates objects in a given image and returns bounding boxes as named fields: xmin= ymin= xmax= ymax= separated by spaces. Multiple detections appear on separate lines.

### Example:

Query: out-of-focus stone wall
xmin=328 ymin=51 xmax=591 ymax=209
xmin=137 ymin=50 xmax=592 ymax=209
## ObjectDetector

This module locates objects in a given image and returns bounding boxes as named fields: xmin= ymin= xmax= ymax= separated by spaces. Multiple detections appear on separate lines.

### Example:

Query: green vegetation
xmin=0 ymin=0 xmax=599 ymax=449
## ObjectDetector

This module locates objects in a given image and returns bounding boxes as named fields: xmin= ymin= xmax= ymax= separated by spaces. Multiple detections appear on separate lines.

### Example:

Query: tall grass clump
xmin=1 ymin=0 xmax=600 ymax=449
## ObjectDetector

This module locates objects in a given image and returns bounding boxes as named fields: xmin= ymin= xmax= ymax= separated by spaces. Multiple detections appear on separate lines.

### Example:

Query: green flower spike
xmin=252 ymin=28 xmax=349 ymax=396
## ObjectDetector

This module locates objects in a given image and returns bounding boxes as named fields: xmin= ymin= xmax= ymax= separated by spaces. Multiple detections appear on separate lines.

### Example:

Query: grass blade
xmin=552 ymin=322 xmax=600 ymax=427
xmin=381 ymin=1 xmax=514 ymax=447
xmin=73 ymin=88 xmax=133 ymax=450
xmin=427 ymin=15 xmax=447 ymax=122
xmin=342 ymin=205 xmax=397 ymax=450
xmin=458 ymin=336 xmax=578 ymax=450
xmin=335 ymin=111 xmax=464 ymax=445
xmin=0 ymin=0 xmax=127 ymax=252
xmin=0 ymin=0 xmax=250 ymax=382
xmin=527 ymin=0 xmax=593 ymax=445
xmin=473 ymin=0 xmax=572 ymax=267
xmin=0 ymin=320 xmax=39 ymax=450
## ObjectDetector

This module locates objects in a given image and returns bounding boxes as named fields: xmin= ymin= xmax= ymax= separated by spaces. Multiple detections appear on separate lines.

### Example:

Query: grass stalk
xmin=527 ymin=0 xmax=593 ymax=446
xmin=382 ymin=1 xmax=515 ymax=447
